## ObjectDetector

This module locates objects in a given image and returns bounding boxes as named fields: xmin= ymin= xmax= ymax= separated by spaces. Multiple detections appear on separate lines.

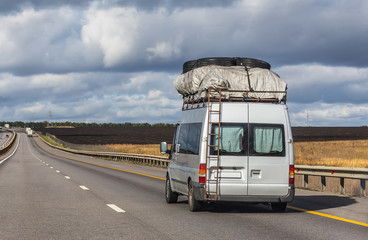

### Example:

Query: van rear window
xmin=210 ymin=124 xmax=247 ymax=155
xmin=250 ymin=124 xmax=285 ymax=156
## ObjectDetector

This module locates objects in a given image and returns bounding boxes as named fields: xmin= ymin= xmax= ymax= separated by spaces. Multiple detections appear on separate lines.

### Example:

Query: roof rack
xmin=182 ymin=88 xmax=287 ymax=111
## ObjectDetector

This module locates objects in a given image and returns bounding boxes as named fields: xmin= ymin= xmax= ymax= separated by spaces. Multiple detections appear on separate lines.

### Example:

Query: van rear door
xmin=247 ymin=104 xmax=289 ymax=196
xmin=208 ymin=123 xmax=248 ymax=196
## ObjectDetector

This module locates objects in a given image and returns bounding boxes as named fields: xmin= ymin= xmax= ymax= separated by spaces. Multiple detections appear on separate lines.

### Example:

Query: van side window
xmin=250 ymin=124 xmax=285 ymax=156
xmin=210 ymin=124 xmax=247 ymax=155
xmin=171 ymin=124 xmax=180 ymax=154
xmin=177 ymin=123 xmax=202 ymax=155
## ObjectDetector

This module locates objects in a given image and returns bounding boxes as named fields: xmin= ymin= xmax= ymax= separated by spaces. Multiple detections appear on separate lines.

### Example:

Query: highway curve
xmin=0 ymin=132 xmax=367 ymax=239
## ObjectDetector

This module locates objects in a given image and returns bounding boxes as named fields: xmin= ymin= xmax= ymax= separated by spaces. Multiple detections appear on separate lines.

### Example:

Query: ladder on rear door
xmin=204 ymin=88 xmax=222 ymax=201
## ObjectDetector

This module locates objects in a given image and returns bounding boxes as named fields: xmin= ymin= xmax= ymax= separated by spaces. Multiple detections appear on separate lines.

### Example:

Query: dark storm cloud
xmin=0 ymin=0 xmax=88 ymax=13
xmin=0 ymin=0 xmax=239 ymax=13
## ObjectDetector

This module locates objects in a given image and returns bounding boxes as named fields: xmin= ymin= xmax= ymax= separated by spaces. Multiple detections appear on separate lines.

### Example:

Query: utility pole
xmin=306 ymin=110 xmax=310 ymax=127
xmin=48 ymin=110 xmax=52 ymax=126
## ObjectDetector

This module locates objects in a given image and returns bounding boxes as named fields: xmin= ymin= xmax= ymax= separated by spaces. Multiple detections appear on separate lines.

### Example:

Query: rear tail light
xmin=199 ymin=164 xmax=206 ymax=183
xmin=289 ymin=165 xmax=295 ymax=185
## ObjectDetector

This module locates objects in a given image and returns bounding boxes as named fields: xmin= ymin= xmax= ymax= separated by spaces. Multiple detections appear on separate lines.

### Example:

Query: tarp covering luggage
xmin=174 ymin=65 xmax=287 ymax=102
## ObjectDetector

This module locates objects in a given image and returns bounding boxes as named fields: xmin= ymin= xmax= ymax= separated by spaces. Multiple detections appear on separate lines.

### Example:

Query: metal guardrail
xmin=37 ymin=133 xmax=170 ymax=167
xmin=0 ymin=130 xmax=16 ymax=155
xmin=295 ymin=165 xmax=368 ymax=180
xmin=37 ymin=133 xmax=367 ymax=196
xmin=0 ymin=132 xmax=19 ymax=165
xmin=295 ymin=165 xmax=367 ymax=197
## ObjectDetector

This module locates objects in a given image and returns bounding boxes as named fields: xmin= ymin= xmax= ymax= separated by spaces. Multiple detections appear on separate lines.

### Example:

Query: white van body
xmin=163 ymin=101 xmax=294 ymax=211
xmin=26 ymin=128 xmax=33 ymax=137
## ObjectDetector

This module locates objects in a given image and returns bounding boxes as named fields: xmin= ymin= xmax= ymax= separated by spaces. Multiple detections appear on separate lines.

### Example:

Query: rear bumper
xmin=193 ymin=182 xmax=295 ymax=203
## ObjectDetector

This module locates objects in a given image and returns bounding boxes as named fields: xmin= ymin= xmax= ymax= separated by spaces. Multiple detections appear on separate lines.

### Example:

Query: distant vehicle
xmin=160 ymin=57 xmax=295 ymax=212
xmin=26 ymin=128 xmax=33 ymax=137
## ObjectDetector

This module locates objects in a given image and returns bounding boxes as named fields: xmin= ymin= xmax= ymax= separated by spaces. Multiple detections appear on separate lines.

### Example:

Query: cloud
xmin=0 ymin=71 xmax=182 ymax=123
xmin=0 ymin=0 xmax=239 ymax=14
xmin=81 ymin=5 xmax=139 ymax=67
xmin=289 ymin=102 xmax=368 ymax=126
xmin=276 ymin=64 xmax=368 ymax=104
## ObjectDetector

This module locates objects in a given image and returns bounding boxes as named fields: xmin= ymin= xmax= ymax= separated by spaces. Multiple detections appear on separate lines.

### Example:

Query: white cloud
xmin=276 ymin=64 xmax=368 ymax=87
xmin=0 ymin=7 xmax=83 ymax=73
xmin=275 ymin=64 xmax=368 ymax=104
xmin=82 ymin=5 xmax=139 ymax=67
xmin=289 ymin=102 xmax=368 ymax=126
xmin=147 ymin=41 xmax=181 ymax=60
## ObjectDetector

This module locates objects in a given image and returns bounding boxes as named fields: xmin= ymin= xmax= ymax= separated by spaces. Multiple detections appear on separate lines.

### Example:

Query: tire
xmin=182 ymin=60 xmax=198 ymax=74
xmin=183 ymin=57 xmax=235 ymax=73
xmin=182 ymin=57 xmax=271 ymax=73
xmin=165 ymin=176 xmax=178 ymax=203
xmin=271 ymin=202 xmax=287 ymax=212
xmin=188 ymin=181 xmax=201 ymax=212
xmin=235 ymin=58 xmax=271 ymax=70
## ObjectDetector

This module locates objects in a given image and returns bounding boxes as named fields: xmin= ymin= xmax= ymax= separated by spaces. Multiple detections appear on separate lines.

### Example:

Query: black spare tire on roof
xmin=235 ymin=58 xmax=271 ymax=70
xmin=182 ymin=57 xmax=271 ymax=73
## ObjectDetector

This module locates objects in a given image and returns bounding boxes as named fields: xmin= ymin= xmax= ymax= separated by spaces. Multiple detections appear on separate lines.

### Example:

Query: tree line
xmin=0 ymin=121 xmax=175 ymax=129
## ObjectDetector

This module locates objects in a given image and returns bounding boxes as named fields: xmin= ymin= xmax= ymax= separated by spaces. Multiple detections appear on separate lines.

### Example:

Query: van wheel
xmin=271 ymin=202 xmax=287 ymax=212
xmin=188 ymin=181 xmax=201 ymax=212
xmin=165 ymin=177 xmax=178 ymax=203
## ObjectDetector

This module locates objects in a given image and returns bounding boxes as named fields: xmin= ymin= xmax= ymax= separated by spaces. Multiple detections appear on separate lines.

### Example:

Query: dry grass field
xmin=107 ymin=144 xmax=170 ymax=157
xmin=294 ymin=140 xmax=368 ymax=168
xmin=107 ymin=140 xmax=368 ymax=168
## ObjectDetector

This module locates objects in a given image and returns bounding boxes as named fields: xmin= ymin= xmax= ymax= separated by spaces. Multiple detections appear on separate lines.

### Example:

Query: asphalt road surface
xmin=0 ymin=132 xmax=367 ymax=239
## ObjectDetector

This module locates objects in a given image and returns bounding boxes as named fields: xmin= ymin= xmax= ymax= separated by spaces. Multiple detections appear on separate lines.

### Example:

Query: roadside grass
xmin=39 ymin=134 xmax=65 ymax=148
xmin=294 ymin=140 xmax=368 ymax=168
xmin=106 ymin=144 xmax=170 ymax=157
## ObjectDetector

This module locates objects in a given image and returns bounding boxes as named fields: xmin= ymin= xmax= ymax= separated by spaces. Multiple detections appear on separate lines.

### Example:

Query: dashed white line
xmin=107 ymin=204 xmax=125 ymax=213
xmin=79 ymin=185 xmax=89 ymax=190
xmin=50 ymin=167 xmax=53 ymax=169
xmin=65 ymin=176 xmax=71 ymax=179
xmin=56 ymin=170 xmax=60 ymax=173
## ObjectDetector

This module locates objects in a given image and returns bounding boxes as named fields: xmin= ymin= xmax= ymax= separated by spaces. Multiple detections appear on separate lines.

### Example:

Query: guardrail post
xmin=361 ymin=179 xmax=366 ymax=197
xmin=321 ymin=176 xmax=326 ymax=191
xmin=303 ymin=175 xmax=308 ymax=188
xmin=340 ymin=178 xmax=345 ymax=195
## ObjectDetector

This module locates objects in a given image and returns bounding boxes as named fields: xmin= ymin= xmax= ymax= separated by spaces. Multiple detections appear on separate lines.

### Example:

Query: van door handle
xmin=251 ymin=170 xmax=261 ymax=178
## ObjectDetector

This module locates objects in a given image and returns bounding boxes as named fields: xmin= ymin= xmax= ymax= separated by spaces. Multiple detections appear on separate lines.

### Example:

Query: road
xmin=0 ymin=132 xmax=367 ymax=239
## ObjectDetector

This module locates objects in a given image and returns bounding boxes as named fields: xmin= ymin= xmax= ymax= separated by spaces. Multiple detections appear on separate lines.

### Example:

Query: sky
xmin=0 ymin=0 xmax=367 ymax=126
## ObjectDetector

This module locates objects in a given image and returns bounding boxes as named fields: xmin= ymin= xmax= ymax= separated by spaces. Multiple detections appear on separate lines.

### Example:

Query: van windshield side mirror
xmin=160 ymin=142 xmax=168 ymax=155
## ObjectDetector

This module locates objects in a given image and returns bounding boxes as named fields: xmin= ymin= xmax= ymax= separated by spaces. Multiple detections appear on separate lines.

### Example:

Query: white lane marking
xmin=107 ymin=204 xmax=125 ymax=213
xmin=65 ymin=176 xmax=71 ymax=179
xmin=46 ymin=164 xmax=49 ymax=166
xmin=56 ymin=170 xmax=60 ymax=173
xmin=79 ymin=185 xmax=89 ymax=190
xmin=50 ymin=167 xmax=53 ymax=169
